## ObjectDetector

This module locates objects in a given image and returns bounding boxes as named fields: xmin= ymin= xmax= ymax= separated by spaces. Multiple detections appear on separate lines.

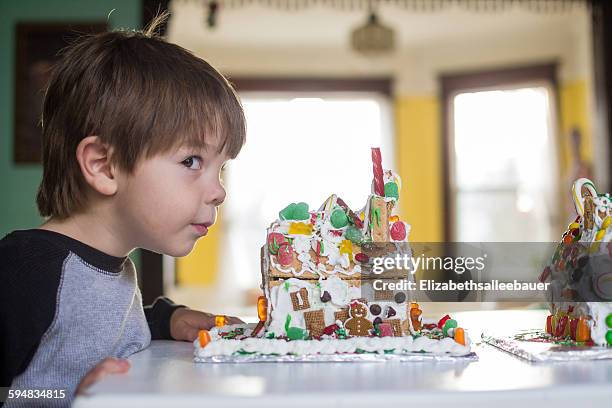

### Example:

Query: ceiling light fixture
xmin=350 ymin=10 xmax=395 ymax=56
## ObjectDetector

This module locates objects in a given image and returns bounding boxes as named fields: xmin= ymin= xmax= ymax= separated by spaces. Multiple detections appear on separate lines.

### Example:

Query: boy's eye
xmin=181 ymin=156 xmax=202 ymax=170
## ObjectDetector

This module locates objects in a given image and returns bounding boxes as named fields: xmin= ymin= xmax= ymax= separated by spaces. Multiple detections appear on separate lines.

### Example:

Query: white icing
xmin=293 ymin=235 xmax=311 ymax=254
xmin=584 ymin=302 xmax=612 ymax=346
xmin=319 ymin=275 xmax=351 ymax=306
xmin=194 ymin=332 xmax=472 ymax=357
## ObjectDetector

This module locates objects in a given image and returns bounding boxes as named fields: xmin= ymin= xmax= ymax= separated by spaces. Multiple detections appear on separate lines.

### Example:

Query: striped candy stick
xmin=371 ymin=147 xmax=384 ymax=196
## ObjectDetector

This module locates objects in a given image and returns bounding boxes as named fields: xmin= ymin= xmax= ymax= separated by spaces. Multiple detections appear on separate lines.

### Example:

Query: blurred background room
xmin=1 ymin=0 xmax=611 ymax=319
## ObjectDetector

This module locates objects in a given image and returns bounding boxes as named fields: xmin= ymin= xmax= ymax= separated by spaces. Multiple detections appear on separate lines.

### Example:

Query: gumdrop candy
xmin=390 ymin=221 xmax=407 ymax=241
xmin=279 ymin=202 xmax=310 ymax=221
xmin=384 ymin=182 xmax=399 ymax=199
xmin=454 ymin=327 xmax=466 ymax=345
xmin=257 ymin=296 xmax=268 ymax=322
xmin=198 ymin=330 xmax=211 ymax=347
xmin=330 ymin=208 xmax=349 ymax=228
xmin=437 ymin=314 xmax=451 ymax=329
xmin=267 ymin=232 xmax=287 ymax=255
xmin=345 ymin=225 xmax=363 ymax=244
xmin=215 ymin=315 xmax=227 ymax=327
xmin=277 ymin=243 xmax=294 ymax=266
xmin=576 ymin=316 xmax=591 ymax=342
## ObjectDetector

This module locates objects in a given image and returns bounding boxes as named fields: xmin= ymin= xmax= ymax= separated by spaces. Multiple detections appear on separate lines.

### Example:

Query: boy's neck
xmin=40 ymin=211 xmax=135 ymax=258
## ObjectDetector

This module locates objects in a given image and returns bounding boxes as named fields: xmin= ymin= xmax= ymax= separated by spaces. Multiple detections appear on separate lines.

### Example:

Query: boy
xmin=0 ymin=20 xmax=245 ymax=407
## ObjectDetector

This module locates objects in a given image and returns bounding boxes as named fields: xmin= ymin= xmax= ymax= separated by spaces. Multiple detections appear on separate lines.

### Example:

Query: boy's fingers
xmin=99 ymin=357 xmax=131 ymax=373
xmin=76 ymin=358 xmax=130 ymax=394
xmin=183 ymin=326 xmax=201 ymax=342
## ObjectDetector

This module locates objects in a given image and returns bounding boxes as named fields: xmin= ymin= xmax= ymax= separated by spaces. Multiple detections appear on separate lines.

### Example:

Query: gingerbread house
xmin=258 ymin=148 xmax=420 ymax=340
xmin=540 ymin=178 xmax=612 ymax=346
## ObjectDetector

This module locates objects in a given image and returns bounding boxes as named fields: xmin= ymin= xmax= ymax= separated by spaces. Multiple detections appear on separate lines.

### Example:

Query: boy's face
xmin=115 ymin=142 xmax=228 ymax=257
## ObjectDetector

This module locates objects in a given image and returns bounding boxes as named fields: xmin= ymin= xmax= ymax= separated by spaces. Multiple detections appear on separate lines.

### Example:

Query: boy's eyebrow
xmin=179 ymin=140 xmax=228 ymax=156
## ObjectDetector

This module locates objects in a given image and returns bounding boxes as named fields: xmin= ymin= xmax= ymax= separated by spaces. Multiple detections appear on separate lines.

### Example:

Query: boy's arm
xmin=143 ymin=296 xmax=185 ymax=340
xmin=0 ymin=243 xmax=63 ymax=387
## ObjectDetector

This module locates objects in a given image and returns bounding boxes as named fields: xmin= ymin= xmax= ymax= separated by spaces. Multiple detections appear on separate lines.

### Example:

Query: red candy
xmin=378 ymin=323 xmax=394 ymax=337
xmin=437 ymin=314 xmax=451 ymax=329
xmin=546 ymin=315 xmax=553 ymax=335
xmin=371 ymin=148 xmax=384 ymax=196
xmin=390 ymin=221 xmax=406 ymax=241
xmin=570 ymin=318 xmax=578 ymax=340
xmin=323 ymin=324 xmax=340 ymax=336
xmin=555 ymin=315 xmax=568 ymax=337
xmin=355 ymin=253 xmax=369 ymax=263
xmin=267 ymin=232 xmax=287 ymax=255
xmin=329 ymin=230 xmax=344 ymax=237
xmin=277 ymin=243 xmax=294 ymax=266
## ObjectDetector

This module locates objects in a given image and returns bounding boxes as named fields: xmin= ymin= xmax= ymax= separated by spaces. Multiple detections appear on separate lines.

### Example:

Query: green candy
xmin=384 ymin=182 xmax=399 ymax=200
xmin=279 ymin=202 xmax=310 ymax=221
xmin=443 ymin=319 xmax=457 ymax=337
xmin=606 ymin=313 xmax=612 ymax=329
xmin=606 ymin=330 xmax=612 ymax=346
xmin=345 ymin=225 xmax=363 ymax=244
xmin=330 ymin=208 xmax=349 ymax=228
xmin=285 ymin=315 xmax=308 ymax=340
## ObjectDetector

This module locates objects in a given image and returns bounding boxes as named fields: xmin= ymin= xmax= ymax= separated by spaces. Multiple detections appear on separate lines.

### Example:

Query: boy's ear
xmin=76 ymin=136 xmax=118 ymax=196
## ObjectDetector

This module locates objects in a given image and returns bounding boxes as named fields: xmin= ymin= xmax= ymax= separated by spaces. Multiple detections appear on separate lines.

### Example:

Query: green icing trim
xmin=371 ymin=207 xmax=381 ymax=228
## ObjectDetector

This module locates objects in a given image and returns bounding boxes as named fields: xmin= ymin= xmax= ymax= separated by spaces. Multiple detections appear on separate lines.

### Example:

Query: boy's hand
xmin=170 ymin=308 xmax=244 ymax=341
xmin=76 ymin=357 xmax=130 ymax=395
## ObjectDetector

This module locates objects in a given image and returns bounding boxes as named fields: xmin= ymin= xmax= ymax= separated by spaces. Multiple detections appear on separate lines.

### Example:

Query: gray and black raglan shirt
xmin=0 ymin=229 xmax=184 ymax=407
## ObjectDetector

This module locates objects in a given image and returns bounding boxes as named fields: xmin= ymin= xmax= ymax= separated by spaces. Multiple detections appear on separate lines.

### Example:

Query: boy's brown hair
xmin=36 ymin=19 xmax=246 ymax=218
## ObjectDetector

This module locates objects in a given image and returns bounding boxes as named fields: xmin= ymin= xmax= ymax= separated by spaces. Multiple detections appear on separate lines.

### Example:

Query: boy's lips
xmin=191 ymin=223 xmax=210 ymax=236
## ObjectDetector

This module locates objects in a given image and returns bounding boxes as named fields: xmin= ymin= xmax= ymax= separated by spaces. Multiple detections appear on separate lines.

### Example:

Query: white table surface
xmin=73 ymin=309 xmax=612 ymax=408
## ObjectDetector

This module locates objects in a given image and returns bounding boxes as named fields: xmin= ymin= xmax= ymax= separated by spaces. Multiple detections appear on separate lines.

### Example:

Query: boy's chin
xmin=155 ymin=241 xmax=197 ymax=258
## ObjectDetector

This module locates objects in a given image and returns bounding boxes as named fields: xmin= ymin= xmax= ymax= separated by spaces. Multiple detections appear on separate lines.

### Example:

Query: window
xmin=442 ymin=64 xmax=561 ymax=243
xmin=451 ymin=86 xmax=560 ymax=242
xmin=220 ymin=92 xmax=394 ymax=292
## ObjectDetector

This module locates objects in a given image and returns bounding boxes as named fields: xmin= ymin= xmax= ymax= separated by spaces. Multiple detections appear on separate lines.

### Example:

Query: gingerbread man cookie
xmin=344 ymin=301 xmax=373 ymax=337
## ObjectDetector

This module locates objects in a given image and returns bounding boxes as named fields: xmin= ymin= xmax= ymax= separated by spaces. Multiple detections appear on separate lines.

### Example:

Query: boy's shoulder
xmin=1 ymin=228 xmax=128 ymax=276
xmin=0 ymin=229 xmax=71 ymax=275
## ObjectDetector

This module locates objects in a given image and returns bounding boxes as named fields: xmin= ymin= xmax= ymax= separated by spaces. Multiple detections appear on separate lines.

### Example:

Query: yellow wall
xmin=395 ymin=96 xmax=444 ymax=242
xmin=559 ymin=80 xmax=592 ymax=176
xmin=176 ymin=213 xmax=222 ymax=285
xmin=177 ymin=79 xmax=592 ymax=284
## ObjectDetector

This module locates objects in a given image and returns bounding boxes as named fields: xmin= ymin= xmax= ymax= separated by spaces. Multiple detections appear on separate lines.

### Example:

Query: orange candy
xmin=257 ymin=296 xmax=268 ymax=322
xmin=576 ymin=317 xmax=591 ymax=342
xmin=388 ymin=215 xmax=400 ymax=223
xmin=215 ymin=315 xmax=227 ymax=327
xmin=198 ymin=330 xmax=211 ymax=348
xmin=409 ymin=302 xmax=422 ymax=332
xmin=454 ymin=327 xmax=466 ymax=345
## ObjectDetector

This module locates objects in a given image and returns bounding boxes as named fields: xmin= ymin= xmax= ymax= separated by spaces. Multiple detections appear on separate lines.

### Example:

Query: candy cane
xmin=371 ymin=147 xmax=384 ymax=196
xmin=572 ymin=178 xmax=597 ymax=216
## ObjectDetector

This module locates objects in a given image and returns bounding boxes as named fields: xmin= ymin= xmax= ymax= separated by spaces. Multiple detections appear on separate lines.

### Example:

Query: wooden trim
xmin=440 ymin=63 xmax=558 ymax=94
xmin=440 ymin=62 xmax=559 ymax=242
xmin=13 ymin=22 xmax=107 ymax=163
xmin=140 ymin=250 xmax=164 ymax=305
xmin=229 ymin=77 xmax=393 ymax=96
xmin=592 ymin=0 xmax=612 ymax=192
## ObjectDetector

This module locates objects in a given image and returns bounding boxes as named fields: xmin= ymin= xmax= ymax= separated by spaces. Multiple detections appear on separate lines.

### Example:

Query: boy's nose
xmin=208 ymin=182 xmax=226 ymax=207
